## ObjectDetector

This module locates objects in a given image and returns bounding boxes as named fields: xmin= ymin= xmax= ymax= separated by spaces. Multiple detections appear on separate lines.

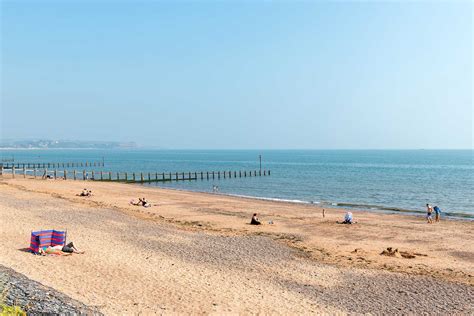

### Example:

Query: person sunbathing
xmin=250 ymin=213 xmax=261 ymax=225
xmin=39 ymin=241 xmax=84 ymax=255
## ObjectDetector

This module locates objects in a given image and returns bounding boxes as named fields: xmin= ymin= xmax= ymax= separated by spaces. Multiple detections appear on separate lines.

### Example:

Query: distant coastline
xmin=0 ymin=139 xmax=137 ymax=150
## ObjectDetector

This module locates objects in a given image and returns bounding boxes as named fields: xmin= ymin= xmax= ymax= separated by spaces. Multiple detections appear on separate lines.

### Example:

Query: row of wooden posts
xmin=3 ymin=167 xmax=270 ymax=183
xmin=1 ymin=161 xmax=104 ymax=169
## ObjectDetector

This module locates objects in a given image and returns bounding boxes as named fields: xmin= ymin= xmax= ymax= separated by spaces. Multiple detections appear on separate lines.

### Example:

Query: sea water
xmin=1 ymin=149 xmax=472 ymax=219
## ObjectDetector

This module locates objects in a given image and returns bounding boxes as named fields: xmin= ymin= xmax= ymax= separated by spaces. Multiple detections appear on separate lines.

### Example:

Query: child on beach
xmin=426 ymin=204 xmax=433 ymax=223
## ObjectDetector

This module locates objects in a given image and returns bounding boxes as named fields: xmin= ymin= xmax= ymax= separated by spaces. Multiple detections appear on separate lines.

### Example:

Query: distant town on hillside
xmin=0 ymin=139 xmax=137 ymax=149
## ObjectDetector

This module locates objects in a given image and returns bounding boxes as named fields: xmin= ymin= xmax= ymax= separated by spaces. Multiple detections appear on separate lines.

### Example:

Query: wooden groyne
xmin=1 ymin=161 xmax=104 ymax=169
xmin=0 ymin=167 xmax=270 ymax=183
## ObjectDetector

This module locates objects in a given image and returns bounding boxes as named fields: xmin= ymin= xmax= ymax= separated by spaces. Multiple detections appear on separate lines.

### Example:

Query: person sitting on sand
xmin=78 ymin=189 xmax=92 ymax=197
xmin=433 ymin=205 xmax=441 ymax=222
xmin=338 ymin=212 xmax=354 ymax=224
xmin=344 ymin=212 xmax=353 ymax=224
xmin=251 ymin=213 xmax=261 ymax=225
xmin=426 ymin=204 xmax=433 ymax=224
xmin=141 ymin=197 xmax=151 ymax=208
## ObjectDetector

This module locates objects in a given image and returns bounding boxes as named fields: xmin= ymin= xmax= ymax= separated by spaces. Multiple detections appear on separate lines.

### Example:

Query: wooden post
xmin=109 ymin=172 xmax=112 ymax=180
xmin=155 ymin=172 xmax=158 ymax=180
xmin=48 ymin=163 xmax=50 ymax=168
xmin=148 ymin=172 xmax=151 ymax=181
xmin=194 ymin=172 xmax=197 ymax=180
xmin=223 ymin=171 xmax=225 ymax=179
xmin=268 ymin=170 xmax=271 ymax=176
xmin=54 ymin=170 xmax=57 ymax=179
xmin=175 ymin=172 xmax=178 ymax=181
xmin=182 ymin=172 xmax=185 ymax=180
xmin=91 ymin=170 xmax=95 ymax=180
xmin=218 ymin=171 xmax=220 ymax=179
xmin=207 ymin=172 xmax=209 ymax=180
xmin=264 ymin=170 xmax=266 ymax=176
xmin=73 ymin=170 xmax=77 ymax=180
xmin=83 ymin=170 xmax=86 ymax=180
xmin=117 ymin=172 xmax=119 ymax=181
xmin=125 ymin=172 xmax=128 ymax=181
xmin=212 ymin=171 xmax=215 ymax=179
xmin=133 ymin=173 xmax=136 ymax=181
xmin=34 ymin=168 xmax=37 ymax=178
xmin=259 ymin=170 xmax=261 ymax=176
xmin=201 ymin=172 xmax=203 ymax=180
xmin=64 ymin=170 xmax=67 ymax=180
xmin=12 ymin=166 xmax=15 ymax=178
xmin=169 ymin=172 xmax=172 ymax=181
xmin=100 ymin=171 xmax=103 ymax=180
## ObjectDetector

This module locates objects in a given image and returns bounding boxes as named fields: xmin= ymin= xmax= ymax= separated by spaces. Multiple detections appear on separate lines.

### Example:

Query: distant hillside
xmin=0 ymin=139 xmax=137 ymax=149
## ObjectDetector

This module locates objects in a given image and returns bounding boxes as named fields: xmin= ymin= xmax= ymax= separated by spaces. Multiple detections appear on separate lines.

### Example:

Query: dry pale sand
xmin=0 ymin=177 xmax=473 ymax=314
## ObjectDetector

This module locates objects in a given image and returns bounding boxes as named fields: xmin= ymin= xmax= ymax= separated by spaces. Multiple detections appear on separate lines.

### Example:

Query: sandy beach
xmin=0 ymin=177 xmax=473 ymax=314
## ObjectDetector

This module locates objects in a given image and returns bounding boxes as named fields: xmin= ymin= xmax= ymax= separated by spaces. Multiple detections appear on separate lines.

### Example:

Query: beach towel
xmin=29 ymin=230 xmax=66 ymax=254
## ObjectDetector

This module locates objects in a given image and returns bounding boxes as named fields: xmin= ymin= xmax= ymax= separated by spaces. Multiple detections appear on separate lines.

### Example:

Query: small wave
xmin=222 ymin=193 xmax=316 ymax=205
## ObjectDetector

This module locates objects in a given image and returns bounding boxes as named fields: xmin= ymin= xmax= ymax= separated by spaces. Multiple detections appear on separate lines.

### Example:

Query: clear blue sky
xmin=1 ymin=1 xmax=472 ymax=149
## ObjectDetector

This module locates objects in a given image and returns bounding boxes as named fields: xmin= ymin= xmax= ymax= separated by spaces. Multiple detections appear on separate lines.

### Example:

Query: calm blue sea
xmin=1 ymin=149 xmax=473 ymax=219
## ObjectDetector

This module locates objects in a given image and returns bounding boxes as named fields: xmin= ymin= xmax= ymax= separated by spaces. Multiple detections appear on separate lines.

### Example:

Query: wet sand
xmin=0 ymin=177 xmax=472 ymax=314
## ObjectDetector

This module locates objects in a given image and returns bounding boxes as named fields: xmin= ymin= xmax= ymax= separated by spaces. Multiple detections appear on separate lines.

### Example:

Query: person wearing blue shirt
xmin=433 ymin=206 xmax=441 ymax=222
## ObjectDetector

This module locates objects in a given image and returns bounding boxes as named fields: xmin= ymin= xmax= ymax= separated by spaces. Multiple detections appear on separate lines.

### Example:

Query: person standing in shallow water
xmin=433 ymin=205 xmax=441 ymax=222
xmin=426 ymin=204 xmax=433 ymax=224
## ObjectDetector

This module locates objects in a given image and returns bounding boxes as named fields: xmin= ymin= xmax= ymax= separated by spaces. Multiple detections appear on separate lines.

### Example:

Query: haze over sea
xmin=1 ymin=149 xmax=472 ymax=219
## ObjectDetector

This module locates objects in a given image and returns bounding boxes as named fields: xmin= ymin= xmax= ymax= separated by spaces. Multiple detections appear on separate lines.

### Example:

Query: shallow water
xmin=1 ymin=149 xmax=472 ymax=218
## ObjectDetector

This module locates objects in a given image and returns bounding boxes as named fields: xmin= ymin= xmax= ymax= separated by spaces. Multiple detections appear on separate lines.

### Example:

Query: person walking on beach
xmin=433 ymin=205 xmax=441 ymax=222
xmin=426 ymin=204 xmax=433 ymax=224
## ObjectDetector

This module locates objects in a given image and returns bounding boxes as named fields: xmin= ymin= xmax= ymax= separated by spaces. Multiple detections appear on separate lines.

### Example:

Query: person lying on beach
xmin=39 ymin=241 xmax=85 ymax=256
xmin=130 ymin=197 xmax=151 ymax=208
xmin=251 ymin=213 xmax=261 ymax=225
